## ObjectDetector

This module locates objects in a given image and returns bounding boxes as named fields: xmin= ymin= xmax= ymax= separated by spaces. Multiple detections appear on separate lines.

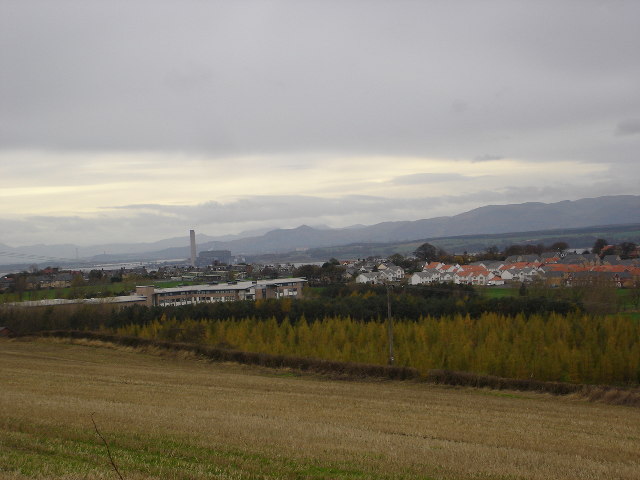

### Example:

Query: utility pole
xmin=386 ymin=283 xmax=395 ymax=365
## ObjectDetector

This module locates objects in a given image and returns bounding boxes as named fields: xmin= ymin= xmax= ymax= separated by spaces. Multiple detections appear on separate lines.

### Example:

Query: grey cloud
xmin=4 ymin=178 xmax=639 ymax=247
xmin=451 ymin=100 xmax=470 ymax=114
xmin=113 ymin=184 xmax=633 ymax=229
xmin=390 ymin=173 xmax=469 ymax=185
xmin=1 ymin=1 xmax=639 ymax=163
xmin=2 ymin=1 xmax=640 ymax=248
xmin=111 ymin=195 xmax=412 ymax=226
xmin=615 ymin=119 xmax=640 ymax=136
xmin=473 ymin=155 xmax=504 ymax=162
xmin=1 ymin=195 xmax=417 ymax=246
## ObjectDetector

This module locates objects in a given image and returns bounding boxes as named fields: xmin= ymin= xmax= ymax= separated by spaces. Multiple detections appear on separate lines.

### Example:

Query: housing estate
xmin=409 ymin=256 xmax=640 ymax=288
xmin=410 ymin=262 xmax=505 ymax=286
xmin=355 ymin=263 xmax=405 ymax=284
xmin=25 ymin=272 xmax=75 ymax=289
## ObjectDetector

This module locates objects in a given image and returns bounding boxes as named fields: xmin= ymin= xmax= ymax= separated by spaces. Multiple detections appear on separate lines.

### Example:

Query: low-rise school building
xmin=2 ymin=278 xmax=307 ymax=310
xmin=135 ymin=278 xmax=307 ymax=307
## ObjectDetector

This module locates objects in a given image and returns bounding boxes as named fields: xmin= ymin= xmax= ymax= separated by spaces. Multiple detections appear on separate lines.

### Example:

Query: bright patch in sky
xmin=1 ymin=150 xmax=608 ymax=221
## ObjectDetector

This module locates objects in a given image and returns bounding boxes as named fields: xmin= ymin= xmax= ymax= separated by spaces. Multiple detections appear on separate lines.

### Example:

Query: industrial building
xmin=196 ymin=249 xmax=233 ymax=267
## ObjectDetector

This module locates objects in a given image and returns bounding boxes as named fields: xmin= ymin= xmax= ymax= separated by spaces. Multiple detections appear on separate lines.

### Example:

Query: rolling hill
xmin=2 ymin=195 xmax=640 ymax=266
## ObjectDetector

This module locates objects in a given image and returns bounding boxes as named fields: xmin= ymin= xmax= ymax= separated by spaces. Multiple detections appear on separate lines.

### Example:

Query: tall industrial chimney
xmin=190 ymin=230 xmax=196 ymax=267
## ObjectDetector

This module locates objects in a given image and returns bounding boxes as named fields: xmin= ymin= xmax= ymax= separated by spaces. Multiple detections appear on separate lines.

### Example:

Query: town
xmin=2 ymin=238 xmax=639 ymax=310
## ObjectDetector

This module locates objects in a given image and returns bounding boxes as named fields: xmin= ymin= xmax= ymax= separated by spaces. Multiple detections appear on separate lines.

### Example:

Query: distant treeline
xmin=0 ymin=284 xmax=582 ymax=335
xmin=114 ymin=284 xmax=579 ymax=328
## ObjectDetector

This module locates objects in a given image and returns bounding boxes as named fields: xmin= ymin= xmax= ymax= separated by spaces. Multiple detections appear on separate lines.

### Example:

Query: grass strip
xmin=1 ymin=417 xmax=422 ymax=480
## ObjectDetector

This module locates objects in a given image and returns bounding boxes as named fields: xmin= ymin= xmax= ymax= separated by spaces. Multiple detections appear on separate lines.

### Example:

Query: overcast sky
xmin=1 ymin=0 xmax=639 ymax=247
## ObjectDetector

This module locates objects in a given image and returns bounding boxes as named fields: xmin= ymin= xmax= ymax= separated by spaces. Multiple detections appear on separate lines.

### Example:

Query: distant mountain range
xmin=1 ymin=195 xmax=640 ymax=267
xmin=273 ymin=223 xmax=640 ymax=263
xmin=146 ymin=195 xmax=640 ymax=259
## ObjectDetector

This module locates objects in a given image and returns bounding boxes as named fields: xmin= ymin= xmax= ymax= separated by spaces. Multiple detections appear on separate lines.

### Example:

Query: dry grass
xmin=1 ymin=338 xmax=639 ymax=480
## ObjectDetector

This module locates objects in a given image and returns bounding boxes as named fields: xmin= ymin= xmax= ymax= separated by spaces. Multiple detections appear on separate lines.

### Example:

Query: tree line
xmin=357 ymin=238 xmax=639 ymax=274
xmin=107 ymin=283 xmax=579 ymax=329
xmin=114 ymin=312 xmax=640 ymax=386
xmin=0 ymin=283 xmax=581 ymax=335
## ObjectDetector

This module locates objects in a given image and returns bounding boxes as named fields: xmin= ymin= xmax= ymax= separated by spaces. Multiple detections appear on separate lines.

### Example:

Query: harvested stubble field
xmin=1 ymin=339 xmax=639 ymax=480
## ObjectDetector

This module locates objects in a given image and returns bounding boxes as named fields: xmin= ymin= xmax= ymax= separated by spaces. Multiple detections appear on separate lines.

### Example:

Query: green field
xmin=476 ymin=286 xmax=517 ymax=298
xmin=616 ymin=311 xmax=640 ymax=322
xmin=1 ymin=338 xmax=639 ymax=479
xmin=478 ymin=285 xmax=640 ymax=312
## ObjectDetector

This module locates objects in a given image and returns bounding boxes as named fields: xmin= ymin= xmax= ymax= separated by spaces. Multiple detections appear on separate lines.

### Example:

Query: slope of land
xmin=148 ymin=195 xmax=640 ymax=257
xmin=1 ymin=339 xmax=639 ymax=479
xmin=3 ymin=195 xmax=640 ymax=267
xmin=250 ymin=223 xmax=640 ymax=261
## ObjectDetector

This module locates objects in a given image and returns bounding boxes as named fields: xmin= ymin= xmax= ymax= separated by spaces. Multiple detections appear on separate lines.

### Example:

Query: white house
xmin=473 ymin=272 xmax=488 ymax=285
xmin=410 ymin=270 xmax=441 ymax=285
xmin=440 ymin=272 xmax=455 ymax=283
xmin=500 ymin=269 xmax=518 ymax=282
xmin=453 ymin=271 xmax=473 ymax=285
xmin=380 ymin=265 xmax=405 ymax=282
xmin=355 ymin=272 xmax=384 ymax=284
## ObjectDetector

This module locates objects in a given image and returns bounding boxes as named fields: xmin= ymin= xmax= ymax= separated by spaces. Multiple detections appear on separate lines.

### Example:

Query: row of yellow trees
xmin=115 ymin=313 xmax=640 ymax=385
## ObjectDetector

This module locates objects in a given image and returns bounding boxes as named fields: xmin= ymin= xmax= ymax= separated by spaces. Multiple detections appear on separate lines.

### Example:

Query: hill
xmin=104 ymin=195 xmax=640 ymax=261
xmin=188 ymin=195 xmax=640 ymax=256
xmin=2 ymin=195 xmax=640 ymax=266
xmin=251 ymin=222 xmax=640 ymax=262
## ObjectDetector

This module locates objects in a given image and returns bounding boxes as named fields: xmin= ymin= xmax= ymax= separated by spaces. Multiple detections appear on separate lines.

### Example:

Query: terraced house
xmin=410 ymin=254 xmax=639 ymax=288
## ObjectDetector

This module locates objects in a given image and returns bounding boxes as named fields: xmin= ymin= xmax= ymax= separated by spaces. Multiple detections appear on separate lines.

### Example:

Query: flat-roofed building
xmin=3 ymin=295 xmax=148 ymax=309
xmin=135 ymin=278 xmax=307 ymax=307
xmin=196 ymin=250 xmax=232 ymax=267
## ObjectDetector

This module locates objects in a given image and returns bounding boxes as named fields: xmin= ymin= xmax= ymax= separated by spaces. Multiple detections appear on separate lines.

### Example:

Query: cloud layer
xmin=1 ymin=1 xmax=639 ymax=246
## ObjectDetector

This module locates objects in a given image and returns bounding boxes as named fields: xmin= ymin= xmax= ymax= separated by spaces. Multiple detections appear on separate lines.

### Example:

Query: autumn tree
xmin=414 ymin=243 xmax=438 ymax=262
xmin=629 ymin=280 xmax=640 ymax=310
xmin=388 ymin=253 xmax=420 ymax=272
xmin=550 ymin=241 xmax=569 ymax=252
xmin=260 ymin=266 xmax=279 ymax=279
xmin=293 ymin=264 xmax=323 ymax=283
xmin=319 ymin=261 xmax=346 ymax=284
xmin=12 ymin=274 xmax=28 ymax=300
xmin=388 ymin=253 xmax=405 ymax=266
xmin=619 ymin=242 xmax=637 ymax=259
xmin=592 ymin=238 xmax=608 ymax=256
xmin=71 ymin=273 xmax=85 ymax=287
xmin=88 ymin=269 xmax=106 ymax=284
